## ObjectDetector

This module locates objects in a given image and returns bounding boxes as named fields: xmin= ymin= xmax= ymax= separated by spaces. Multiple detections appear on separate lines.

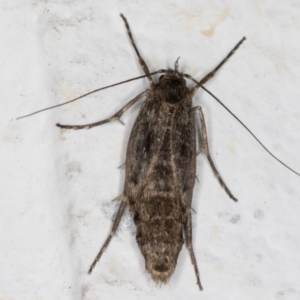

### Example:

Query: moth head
xmin=158 ymin=56 xmax=185 ymax=82
xmin=156 ymin=70 xmax=188 ymax=105
xmin=158 ymin=70 xmax=186 ymax=85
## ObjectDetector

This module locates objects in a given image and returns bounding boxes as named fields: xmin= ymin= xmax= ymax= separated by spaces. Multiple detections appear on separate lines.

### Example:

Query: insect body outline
xmin=56 ymin=14 xmax=245 ymax=290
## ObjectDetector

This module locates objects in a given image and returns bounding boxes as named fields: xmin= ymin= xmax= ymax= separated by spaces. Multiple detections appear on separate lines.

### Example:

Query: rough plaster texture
xmin=2 ymin=1 xmax=300 ymax=299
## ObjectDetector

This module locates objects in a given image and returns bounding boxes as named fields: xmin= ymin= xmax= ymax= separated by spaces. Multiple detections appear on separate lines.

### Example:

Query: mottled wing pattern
xmin=123 ymin=87 xmax=196 ymax=283
xmin=124 ymin=91 xmax=170 ymax=209
xmin=171 ymin=96 xmax=196 ymax=209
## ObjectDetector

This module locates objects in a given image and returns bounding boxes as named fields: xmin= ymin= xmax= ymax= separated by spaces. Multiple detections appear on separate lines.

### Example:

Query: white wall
xmin=2 ymin=1 xmax=300 ymax=299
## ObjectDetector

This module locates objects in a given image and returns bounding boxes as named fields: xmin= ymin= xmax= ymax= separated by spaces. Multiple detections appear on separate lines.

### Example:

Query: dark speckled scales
xmin=124 ymin=84 xmax=196 ymax=283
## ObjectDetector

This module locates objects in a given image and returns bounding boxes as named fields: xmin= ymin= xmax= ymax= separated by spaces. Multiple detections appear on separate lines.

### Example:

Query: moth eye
xmin=159 ymin=75 xmax=165 ymax=81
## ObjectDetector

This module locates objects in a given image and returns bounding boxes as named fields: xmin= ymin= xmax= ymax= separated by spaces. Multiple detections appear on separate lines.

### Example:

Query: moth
xmin=55 ymin=14 xmax=244 ymax=290
xmin=18 ymin=13 xmax=299 ymax=291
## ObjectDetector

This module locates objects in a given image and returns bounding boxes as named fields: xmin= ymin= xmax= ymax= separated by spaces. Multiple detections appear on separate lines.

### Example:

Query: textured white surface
xmin=2 ymin=1 xmax=300 ymax=299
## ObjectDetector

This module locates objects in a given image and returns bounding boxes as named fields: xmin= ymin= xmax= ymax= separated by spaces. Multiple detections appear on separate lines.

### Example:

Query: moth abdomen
xmin=136 ymin=215 xmax=184 ymax=284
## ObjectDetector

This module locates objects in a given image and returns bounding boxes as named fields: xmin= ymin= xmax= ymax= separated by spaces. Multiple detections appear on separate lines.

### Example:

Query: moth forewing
xmin=123 ymin=77 xmax=197 ymax=284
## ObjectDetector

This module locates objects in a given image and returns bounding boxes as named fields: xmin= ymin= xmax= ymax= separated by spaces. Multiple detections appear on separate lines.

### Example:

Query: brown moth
xmin=54 ymin=14 xmax=245 ymax=290
xmin=17 ymin=13 xmax=300 ymax=290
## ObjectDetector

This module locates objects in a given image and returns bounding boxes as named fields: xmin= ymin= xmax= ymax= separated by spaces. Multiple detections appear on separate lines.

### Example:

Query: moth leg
xmin=193 ymin=106 xmax=238 ymax=202
xmin=191 ymin=37 xmax=246 ymax=95
xmin=111 ymin=194 xmax=123 ymax=202
xmin=118 ymin=162 xmax=126 ymax=169
xmin=185 ymin=212 xmax=203 ymax=291
xmin=88 ymin=200 xmax=127 ymax=274
xmin=120 ymin=14 xmax=154 ymax=87
xmin=56 ymin=90 xmax=147 ymax=130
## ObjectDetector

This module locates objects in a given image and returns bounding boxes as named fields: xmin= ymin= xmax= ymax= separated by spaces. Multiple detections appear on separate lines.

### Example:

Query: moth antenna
xmin=201 ymin=84 xmax=300 ymax=177
xmin=16 ymin=70 xmax=165 ymax=120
